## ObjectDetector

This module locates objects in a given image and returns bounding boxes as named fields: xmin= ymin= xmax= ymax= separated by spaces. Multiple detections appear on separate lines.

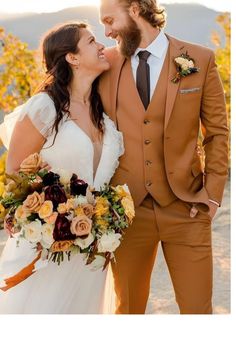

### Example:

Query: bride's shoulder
xmin=24 ymin=92 xmax=55 ymax=112
xmin=103 ymin=114 xmax=117 ymax=130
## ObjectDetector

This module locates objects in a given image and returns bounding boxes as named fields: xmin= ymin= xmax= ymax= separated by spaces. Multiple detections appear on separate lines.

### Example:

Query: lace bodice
xmin=0 ymin=92 xmax=124 ymax=190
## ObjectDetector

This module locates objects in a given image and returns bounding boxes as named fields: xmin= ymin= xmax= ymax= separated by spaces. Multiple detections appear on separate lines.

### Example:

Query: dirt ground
xmin=146 ymin=180 xmax=230 ymax=314
xmin=0 ymin=181 xmax=230 ymax=314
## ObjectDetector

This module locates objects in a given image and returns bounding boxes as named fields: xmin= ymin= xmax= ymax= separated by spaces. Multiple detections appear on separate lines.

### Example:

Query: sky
xmin=0 ymin=0 xmax=232 ymax=14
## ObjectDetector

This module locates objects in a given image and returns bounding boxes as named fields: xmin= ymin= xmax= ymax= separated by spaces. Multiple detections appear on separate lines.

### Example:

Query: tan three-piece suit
xmin=99 ymin=34 xmax=229 ymax=314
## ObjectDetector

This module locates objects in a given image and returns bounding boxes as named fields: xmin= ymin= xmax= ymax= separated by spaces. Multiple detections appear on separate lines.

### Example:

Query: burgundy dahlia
xmin=44 ymin=184 xmax=67 ymax=209
xmin=53 ymin=214 xmax=75 ymax=241
xmin=42 ymin=172 xmax=60 ymax=186
xmin=70 ymin=174 xmax=88 ymax=196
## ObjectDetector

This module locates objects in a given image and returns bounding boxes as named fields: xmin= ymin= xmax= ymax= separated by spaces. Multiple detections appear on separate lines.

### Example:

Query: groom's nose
xmin=104 ymin=25 xmax=112 ymax=38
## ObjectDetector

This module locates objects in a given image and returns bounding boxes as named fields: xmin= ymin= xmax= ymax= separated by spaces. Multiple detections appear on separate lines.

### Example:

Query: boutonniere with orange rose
xmin=0 ymin=153 xmax=135 ymax=291
xmin=171 ymin=51 xmax=200 ymax=83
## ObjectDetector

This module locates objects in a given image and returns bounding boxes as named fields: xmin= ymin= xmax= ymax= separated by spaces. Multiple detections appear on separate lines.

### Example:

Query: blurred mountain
xmin=0 ymin=4 xmax=225 ymax=49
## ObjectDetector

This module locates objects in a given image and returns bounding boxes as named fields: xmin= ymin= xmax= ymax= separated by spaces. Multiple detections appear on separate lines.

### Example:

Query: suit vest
xmin=111 ymin=48 xmax=177 ymax=207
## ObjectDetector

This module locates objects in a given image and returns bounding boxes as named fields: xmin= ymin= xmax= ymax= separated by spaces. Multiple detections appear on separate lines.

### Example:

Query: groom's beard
xmin=117 ymin=16 xmax=141 ymax=58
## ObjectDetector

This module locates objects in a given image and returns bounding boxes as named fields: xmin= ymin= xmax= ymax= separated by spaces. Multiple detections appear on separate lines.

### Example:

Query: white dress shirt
xmin=131 ymin=30 xmax=169 ymax=99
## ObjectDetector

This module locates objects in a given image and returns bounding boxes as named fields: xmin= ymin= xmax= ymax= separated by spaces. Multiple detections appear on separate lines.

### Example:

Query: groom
xmin=99 ymin=0 xmax=229 ymax=314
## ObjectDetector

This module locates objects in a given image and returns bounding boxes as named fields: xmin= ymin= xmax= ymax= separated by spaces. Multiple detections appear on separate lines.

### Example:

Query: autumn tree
xmin=212 ymin=13 xmax=231 ymax=126
xmin=0 ymin=27 xmax=43 ymax=114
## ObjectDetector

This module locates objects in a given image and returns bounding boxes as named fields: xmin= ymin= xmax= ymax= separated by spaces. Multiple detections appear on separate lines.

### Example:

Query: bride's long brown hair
xmin=37 ymin=22 xmax=104 ymax=141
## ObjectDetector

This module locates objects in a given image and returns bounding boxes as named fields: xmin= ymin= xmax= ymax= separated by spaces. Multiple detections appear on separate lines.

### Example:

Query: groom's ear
xmin=129 ymin=1 xmax=140 ymax=18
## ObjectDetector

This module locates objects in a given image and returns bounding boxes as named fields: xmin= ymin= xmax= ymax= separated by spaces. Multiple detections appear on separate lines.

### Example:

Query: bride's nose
xmin=97 ymin=42 xmax=105 ymax=51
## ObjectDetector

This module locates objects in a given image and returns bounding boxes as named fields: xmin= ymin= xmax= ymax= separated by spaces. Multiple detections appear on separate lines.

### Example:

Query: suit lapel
xmin=164 ymin=34 xmax=185 ymax=130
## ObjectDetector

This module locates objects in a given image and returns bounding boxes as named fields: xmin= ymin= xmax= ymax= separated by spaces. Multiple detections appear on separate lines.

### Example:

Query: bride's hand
xmin=39 ymin=160 xmax=51 ymax=172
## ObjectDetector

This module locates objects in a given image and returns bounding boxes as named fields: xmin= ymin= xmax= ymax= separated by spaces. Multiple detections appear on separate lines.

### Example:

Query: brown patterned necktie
xmin=136 ymin=50 xmax=151 ymax=110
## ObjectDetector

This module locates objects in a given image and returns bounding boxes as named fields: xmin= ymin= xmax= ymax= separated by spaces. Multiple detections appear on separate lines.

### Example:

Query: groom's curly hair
xmin=37 ymin=22 xmax=104 ymax=144
xmin=119 ymin=0 xmax=166 ymax=29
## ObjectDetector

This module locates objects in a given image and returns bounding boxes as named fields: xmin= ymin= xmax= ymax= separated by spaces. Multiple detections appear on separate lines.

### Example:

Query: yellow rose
xmin=121 ymin=196 xmax=135 ymax=222
xmin=57 ymin=203 xmax=67 ymax=214
xmin=0 ymin=175 xmax=6 ymax=183
xmin=38 ymin=200 xmax=54 ymax=219
xmin=0 ymin=182 xmax=5 ymax=197
xmin=19 ymin=153 xmax=42 ymax=174
xmin=0 ymin=204 xmax=6 ymax=219
xmin=66 ymin=198 xmax=76 ymax=211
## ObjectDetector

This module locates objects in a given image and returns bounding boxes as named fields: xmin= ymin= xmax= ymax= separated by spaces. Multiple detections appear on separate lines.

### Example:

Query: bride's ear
xmin=65 ymin=53 xmax=79 ymax=67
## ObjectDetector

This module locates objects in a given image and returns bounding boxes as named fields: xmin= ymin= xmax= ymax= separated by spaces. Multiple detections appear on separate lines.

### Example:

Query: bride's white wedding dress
xmin=0 ymin=92 xmax=124 ymax=314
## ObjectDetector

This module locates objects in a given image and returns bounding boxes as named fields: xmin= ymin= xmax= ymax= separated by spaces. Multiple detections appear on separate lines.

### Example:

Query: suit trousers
xmin=111 ymin=195 xmax=213 ymax=314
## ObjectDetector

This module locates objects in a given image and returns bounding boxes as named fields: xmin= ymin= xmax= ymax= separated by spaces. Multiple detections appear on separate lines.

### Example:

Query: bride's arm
xmin=6 ymin=115 xmax=46 ymax=174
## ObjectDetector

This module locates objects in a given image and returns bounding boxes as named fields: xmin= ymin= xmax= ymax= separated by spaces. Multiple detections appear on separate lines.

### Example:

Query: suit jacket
xmin=99 ymin=34 xmax=229 ymax=210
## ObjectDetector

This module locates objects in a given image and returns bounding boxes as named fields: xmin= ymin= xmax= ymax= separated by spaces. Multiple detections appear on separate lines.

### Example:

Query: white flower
xmin=23 ymin=220 xmax=42 ymax=243
xmin=89 ymin=255 xmax=106 ymax=271
xmin=188 ymin=60 xmax=194 ymax=68
xmin=75 ymin=195 xmax=88 ymax=206
xmin=41 ymin=223 xmax=54 ymax=248
xmin=98 ymin=231 xmax=122 ymax=253
xmin=175 ymin=57 xmax=192 ymax=70
xmin=74 ymin=232 xmax=95 ymax=249
xmin=54 ymin=169 xmax=71 ymax=185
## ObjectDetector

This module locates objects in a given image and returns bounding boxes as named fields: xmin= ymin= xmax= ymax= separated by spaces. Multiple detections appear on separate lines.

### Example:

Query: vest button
xmin=144 ymin=119 xmax=150 ymax=124
xmin=145 ymin=160 xmax=152 ymax=165
xmin=146 ymin=181 xmax=152 ymax=187
xmin=144 ymin=140 xmax=151 ymax=145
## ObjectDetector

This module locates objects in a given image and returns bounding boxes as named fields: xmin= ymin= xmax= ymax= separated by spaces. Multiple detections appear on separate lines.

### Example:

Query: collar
xmin=133 ymin=30 xmax=169 ymax=60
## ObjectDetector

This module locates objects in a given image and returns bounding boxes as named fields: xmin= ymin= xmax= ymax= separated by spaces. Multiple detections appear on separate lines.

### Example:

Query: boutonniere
xmin=171 ymin=52 xmax=200 ymax=83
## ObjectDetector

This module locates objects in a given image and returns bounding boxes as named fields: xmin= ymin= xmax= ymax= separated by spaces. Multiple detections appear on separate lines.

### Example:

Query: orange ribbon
xmin=0 ymin=251 xmax=42 ymax=292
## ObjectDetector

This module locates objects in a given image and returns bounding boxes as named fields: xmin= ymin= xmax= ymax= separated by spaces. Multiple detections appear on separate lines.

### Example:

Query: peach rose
xmin=82 ymin=204 xmax=94 ymax=218
xmin=38 ymin=200 xmax=54 ymax=219
xmin=50 ymin=240 xmax=73 ymax=252
xmin=22 ymin=191 xmax=44 ymax=213
xmin=15 ymin=205 xmax=30 ymax=220
xmin=70 ymin=215 xmax=92 ymax=237
xmin=44 ymin=212 xmax=58 ymax=225
xmin=20 ymin=153 xmax=42 ymax=174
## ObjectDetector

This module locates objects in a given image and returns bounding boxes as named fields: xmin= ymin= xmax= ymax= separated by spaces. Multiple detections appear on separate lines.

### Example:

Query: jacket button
xmin=145 ymin=140 xmax=151 ymax=145
xmin=146 ymin=181 xmax=152 ymax=187
xmin=144 ymin=119 xmax=150 ymax=124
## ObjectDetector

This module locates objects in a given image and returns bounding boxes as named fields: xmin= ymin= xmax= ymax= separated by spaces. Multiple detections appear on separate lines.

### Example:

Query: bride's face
xmin=74 ymin=28 xmax=110 ymax=75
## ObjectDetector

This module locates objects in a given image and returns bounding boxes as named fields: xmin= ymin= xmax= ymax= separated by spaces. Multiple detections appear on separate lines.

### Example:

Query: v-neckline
xmin=67 ymin=119 xmax=105 ymax=184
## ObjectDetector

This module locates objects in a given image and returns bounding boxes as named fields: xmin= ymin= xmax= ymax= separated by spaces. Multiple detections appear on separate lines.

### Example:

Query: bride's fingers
xmin=40 ymin=161 xmax=51 ymax=171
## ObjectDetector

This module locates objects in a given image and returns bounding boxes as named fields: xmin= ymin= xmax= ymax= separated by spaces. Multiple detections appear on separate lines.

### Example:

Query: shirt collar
xmin=134 ymin=30 xmax=169 ymax=60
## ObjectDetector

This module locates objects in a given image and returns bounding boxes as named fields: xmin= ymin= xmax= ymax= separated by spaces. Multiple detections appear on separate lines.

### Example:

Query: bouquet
xmin=0 ymin=153 xmax=135 ymax=291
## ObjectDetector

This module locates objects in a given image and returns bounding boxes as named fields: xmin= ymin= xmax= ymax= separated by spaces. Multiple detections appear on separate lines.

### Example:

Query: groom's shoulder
xmin=166 ymin=33 xmax=214 ymax=59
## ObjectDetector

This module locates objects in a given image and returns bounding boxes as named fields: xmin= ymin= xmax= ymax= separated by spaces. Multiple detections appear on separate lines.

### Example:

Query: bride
xmin=0 ymin=22 xmax=124 ymax=314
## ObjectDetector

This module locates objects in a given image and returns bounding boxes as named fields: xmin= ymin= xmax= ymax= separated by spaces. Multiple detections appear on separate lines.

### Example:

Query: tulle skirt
xmin=0 ymin=236 xmax=115 ymax=314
